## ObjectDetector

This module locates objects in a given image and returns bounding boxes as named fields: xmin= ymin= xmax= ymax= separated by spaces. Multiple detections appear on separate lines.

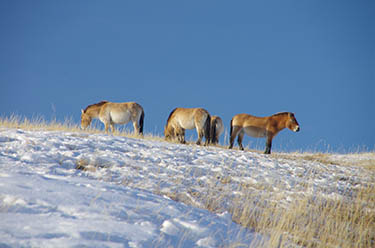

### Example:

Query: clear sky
xmin=1 ymin=0 xmax=374 ymax=153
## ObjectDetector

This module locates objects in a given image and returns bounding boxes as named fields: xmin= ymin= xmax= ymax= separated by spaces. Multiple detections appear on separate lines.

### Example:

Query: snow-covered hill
xmin=0 ymin=128 xmax=373 ymax=247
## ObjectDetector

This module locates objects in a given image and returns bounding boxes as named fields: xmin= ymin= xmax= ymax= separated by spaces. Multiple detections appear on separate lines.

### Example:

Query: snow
xmin=0 ymin=128 xmax=373 ymax=247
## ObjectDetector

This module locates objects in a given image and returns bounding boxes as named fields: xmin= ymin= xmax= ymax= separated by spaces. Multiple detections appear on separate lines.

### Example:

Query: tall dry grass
xmin=177 ymin=156 xmax=375 ymax=248
xmin=274 ymin=152 xmax=375 ymax=171
xmin=228 ymin=183 xmax=375 ymax=248
xmin=0 ymin=114 xmax=158 ymax=140
xmin=0 ymin=114 xmax=82 ymax=132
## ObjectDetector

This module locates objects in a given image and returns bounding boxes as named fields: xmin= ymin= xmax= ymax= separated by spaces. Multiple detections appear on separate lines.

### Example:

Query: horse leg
xmin=229 ymin=126 xmax=241 ymax=149
xmin=177 ymin=128 xmax=186 ymax=144
xmin=100 ymin=111 xmax=111 ymax=134
xmin=194 ymin=118 xmax=204 ymax=146
xmin=196 ymin=129 xmax=204 ymax=146
xmin=104 ymin=122 xmax=110 ymax=134
xmin=237 ymin=130 xmax=245 ymax=151
xmin=265 ymin=136 xmax=273 ymax=154
xmin=132 ymin=121 xmax=140 ymax=135
xmin=194 ymin=121 xmax=206 ymax=145
xmin=110 ymin=123 xmax=115 ymax=133
xmin=180 ymin=129 xmax=186 ymax=144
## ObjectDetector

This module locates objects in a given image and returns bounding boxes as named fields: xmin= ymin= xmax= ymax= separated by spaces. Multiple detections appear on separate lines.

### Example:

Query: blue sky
xmin=1 ymin=0 xmax=374 ymax=152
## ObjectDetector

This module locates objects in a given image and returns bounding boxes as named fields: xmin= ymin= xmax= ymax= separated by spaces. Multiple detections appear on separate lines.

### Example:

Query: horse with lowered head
xmin=164 ymin=107 xmax=211 ymax=146
xmin=81 ymin=101 xmax=144 ymax=135
xmin=229 ymin=112 xmax=300 ymax=154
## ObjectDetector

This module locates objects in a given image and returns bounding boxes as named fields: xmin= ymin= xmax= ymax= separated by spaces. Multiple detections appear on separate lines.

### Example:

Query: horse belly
xmin=244 ymin=126 xmax=267 ymax=138
xmin=110 ymin=111 xmax=131 ymax=124
xmin=179 ymin=120 xmax=196 ymax=130
xmin=177 ymin=117 xmax=195 ymax=130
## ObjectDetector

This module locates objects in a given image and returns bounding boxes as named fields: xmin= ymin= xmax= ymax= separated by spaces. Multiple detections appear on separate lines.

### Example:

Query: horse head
xmin=287 ymin=113 xmax=300 ymax=132
xmin=80 ymin=109 xmax=92 ymax=130
xmin=164 ymin=124 xmax=174 ymax=141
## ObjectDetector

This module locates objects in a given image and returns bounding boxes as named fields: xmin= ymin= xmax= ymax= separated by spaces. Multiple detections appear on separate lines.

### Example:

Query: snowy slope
xmin=0 ymin=128 xmax=263 ymax=247
xmin=0 ymin=128 xmax=373 ymax=247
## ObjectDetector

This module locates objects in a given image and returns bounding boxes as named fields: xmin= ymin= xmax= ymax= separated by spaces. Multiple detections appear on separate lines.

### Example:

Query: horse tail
xmin=139 ymin=110 xmax=144 ymax=135
xmin=210 ymin=118 xmax=217 ymax=144
xmin=230 ymin=118 xmax=233 ymax=138
xmin=204 ymin=114 xmax=211 ymax=143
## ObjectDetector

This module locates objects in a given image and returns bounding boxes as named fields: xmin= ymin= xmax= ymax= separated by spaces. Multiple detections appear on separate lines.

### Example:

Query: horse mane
xmin=83 ymin=101 xmax=108 ymax=112
xmin=166 ymin=108 xmax=178 ymax=125
xmin=272 ymin=112 xmax=292 ymax=117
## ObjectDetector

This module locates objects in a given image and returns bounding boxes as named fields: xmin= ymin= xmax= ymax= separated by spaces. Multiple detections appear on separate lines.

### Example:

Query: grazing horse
xmin=164 ymin=107 xmax=211 ymax=146
xmin=210 ymin=115 xmax=224 ymax=145
xmin=81 ymin=101 xmax=144 ymax=135
xmin=229 ymin=112 xmax=300 ymax=154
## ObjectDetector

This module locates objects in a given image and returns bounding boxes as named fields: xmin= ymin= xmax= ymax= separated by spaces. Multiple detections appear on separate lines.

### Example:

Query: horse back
xmin=103 ymin=102 xmax=142 ymax=114
xmin=100 ymin=102 xmax=143 ymax=123
xmin=232 ymin=113 xmax=273 ymax=130
xmin=167 ymin=107 xmax=210 ymax=130
xmin=232 ymin=113 xmax=288 ymax=136
xmin=83 ymin=100 xmax=108 ymax=113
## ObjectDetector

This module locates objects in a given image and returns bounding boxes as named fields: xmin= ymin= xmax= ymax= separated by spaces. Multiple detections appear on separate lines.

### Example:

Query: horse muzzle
xmin=294 ymin=126 xmax=300 ymax=132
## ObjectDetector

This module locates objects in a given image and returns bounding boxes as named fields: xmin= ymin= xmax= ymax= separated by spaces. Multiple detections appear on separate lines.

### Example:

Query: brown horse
xmin=229 ymin=112 xmax=300 ymax=154
xmin=210 ymin=115 xmax=224 ymax=145
xmin=164 ymin=107 xmax=211 ymax=145
xmin=81 ymin=101 xmax=144 ymax=135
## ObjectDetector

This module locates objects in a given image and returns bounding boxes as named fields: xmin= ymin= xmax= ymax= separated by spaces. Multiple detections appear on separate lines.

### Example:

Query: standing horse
xmin=164 ymin=107 xmax=211 ymax=146
xmin=210 ymin=115 xmax=224 ymax=145
xmin=81 ymin=101 xmax=144 ymax=135
xmin=229 ymin=112 xmax=300 ymax=154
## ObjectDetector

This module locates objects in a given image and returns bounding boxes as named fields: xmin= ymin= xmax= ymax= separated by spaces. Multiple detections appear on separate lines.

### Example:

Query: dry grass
xmin=2 ymin=115 xmax=374 ymax=247
xmin=275 ymin=152 xmax=375 ymax=171
xmin=203 ymin=152 xmax=375 ymax=247
xmin=0 ymin=114 xmax=160 ymax=141
xmin=0 ymin=114 xmax=82 ymax=132
xmin=228 ymin=183 xmax=375 ymax=248
xmin=190 ymin=170 xmax=374 ymax=248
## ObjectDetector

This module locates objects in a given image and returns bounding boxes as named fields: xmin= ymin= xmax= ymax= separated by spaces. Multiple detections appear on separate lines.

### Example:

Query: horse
xmin=81 ymin=101 xmax=144 ymax=135
xmin=210 ymin=115 xmax=224 ymax=145
xmin=164 ymin=107 xmax=211 ymax=146
xmin=228 ymin=112 xmax=300 ymax=154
